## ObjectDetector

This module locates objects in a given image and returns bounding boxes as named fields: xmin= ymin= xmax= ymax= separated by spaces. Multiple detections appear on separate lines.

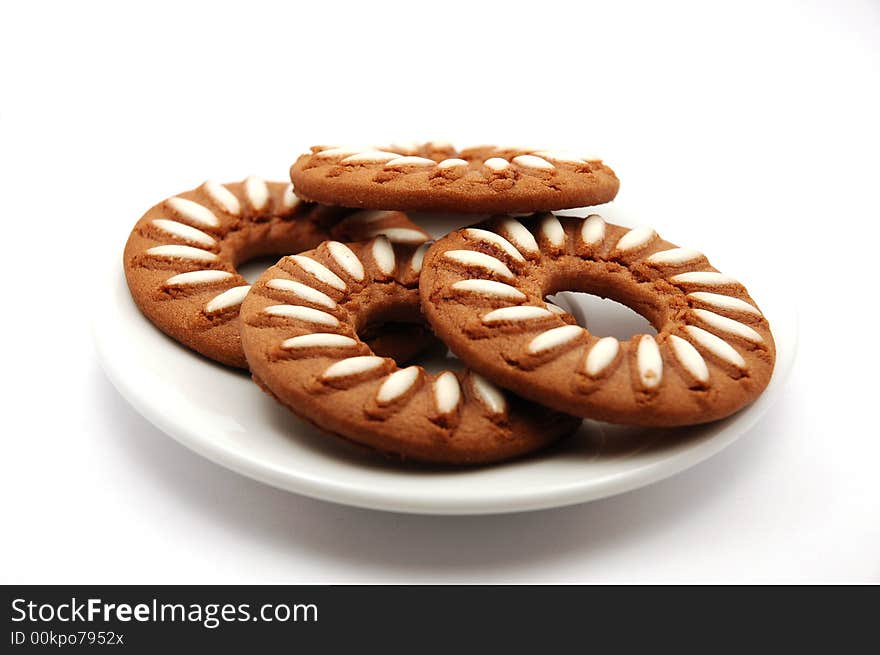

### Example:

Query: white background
xmin=1 ymin=0 xmax=878 ymax=583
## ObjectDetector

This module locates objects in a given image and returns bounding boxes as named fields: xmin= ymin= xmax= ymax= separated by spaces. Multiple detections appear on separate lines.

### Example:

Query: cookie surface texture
xmin=419 ymin=214 xmax=776 ymax=426
xmin=290 ymin=143 xmax=619 ymax=214
xmin=239 ymin=239 xmax=580 ymax=465
xmin=123 ymin=179 xmax=430 ymax=367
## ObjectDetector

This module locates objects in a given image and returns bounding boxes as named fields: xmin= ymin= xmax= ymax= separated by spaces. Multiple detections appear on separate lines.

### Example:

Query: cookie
xmin=290 ymin=143 xmax=620 ymax=214
xmin=239 ymin=238 xmax=580 ymax=465
xmin=123 ymin=179 xmax=431 ymax=368
xmin=419 ymin=214 xmax=776 ymax=426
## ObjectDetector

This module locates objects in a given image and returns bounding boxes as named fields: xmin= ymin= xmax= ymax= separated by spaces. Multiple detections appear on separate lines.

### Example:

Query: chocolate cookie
xmin=123 ymin=178 xmax=430 ymax=368
xmin=290 ymin=143 xmax=620 ymax=214
xmin=419 ymin=214 xmax=776 ymax=426
xmin=239 ymin=238 xmax=580 ymax=465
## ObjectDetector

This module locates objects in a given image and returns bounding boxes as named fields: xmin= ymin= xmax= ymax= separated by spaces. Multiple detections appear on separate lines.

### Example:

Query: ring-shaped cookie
xmin=290 ymin=142 xmax=620 ymax=214
xmin=419 ymin=214 xmax=776 ymax=426
xmin=239 ymin=238 xmax=581 ymax=465
xmin=124 ymin=178 xmax=430 ymax=367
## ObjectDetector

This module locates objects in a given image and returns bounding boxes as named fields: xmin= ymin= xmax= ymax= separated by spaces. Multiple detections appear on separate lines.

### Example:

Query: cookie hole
xmin=417 ymin=341 xmax=466 ymax=375
xmin=355 ymin=313 xmax=466 ymax=375
xmin=359 ymin=321 xmax=465 ymax=374
xmin=555 ymin=291 xmax=657 ymax=340
xmin=238 ymin=255 xmax=284 ymax=283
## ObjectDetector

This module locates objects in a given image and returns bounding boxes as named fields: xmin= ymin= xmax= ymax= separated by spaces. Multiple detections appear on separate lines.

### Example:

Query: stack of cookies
xmin=124 ymin=143 xmax=776 ymax=465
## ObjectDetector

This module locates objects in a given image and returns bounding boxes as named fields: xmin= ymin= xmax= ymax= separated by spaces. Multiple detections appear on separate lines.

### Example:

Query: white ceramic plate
xmin=95 ymin=207 xmax=797 ymax=515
